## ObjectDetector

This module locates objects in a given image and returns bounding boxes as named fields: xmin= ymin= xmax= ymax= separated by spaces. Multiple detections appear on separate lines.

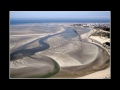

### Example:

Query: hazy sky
xmin=10 ymin=11 xmax=110 ymax=20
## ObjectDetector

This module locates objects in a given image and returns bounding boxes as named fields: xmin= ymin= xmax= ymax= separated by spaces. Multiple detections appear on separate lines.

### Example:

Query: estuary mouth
xmin=10 ymin=23 xmax=110 ymax=78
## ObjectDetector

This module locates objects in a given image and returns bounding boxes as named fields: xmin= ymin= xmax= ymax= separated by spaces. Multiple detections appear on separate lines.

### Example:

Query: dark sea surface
xmin=10 ymin=19 xmax=110 ymax=25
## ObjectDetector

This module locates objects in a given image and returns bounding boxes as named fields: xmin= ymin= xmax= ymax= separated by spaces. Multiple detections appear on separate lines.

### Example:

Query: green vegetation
xmin=94 ymin=26 xmax=110 ymax=31
xmin=92 ymin=31 xmax=110 ymax=38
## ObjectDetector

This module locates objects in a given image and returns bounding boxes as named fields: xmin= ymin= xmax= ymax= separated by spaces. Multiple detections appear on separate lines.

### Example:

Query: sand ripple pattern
xmin=10 ymin=26 xmax=110 ymax=78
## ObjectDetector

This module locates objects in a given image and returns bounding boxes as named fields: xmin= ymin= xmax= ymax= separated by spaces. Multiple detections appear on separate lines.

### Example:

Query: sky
xmin=10 ymin=11 xmax=110 ymax=20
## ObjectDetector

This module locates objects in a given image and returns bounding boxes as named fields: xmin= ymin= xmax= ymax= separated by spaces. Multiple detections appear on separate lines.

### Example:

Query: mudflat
xmin=10 ymin=23 xmax=110 ymax=78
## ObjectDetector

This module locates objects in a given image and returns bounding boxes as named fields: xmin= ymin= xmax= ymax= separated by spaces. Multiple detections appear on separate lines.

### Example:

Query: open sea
xmin=10 ymin=19 xmax=110 ymax=25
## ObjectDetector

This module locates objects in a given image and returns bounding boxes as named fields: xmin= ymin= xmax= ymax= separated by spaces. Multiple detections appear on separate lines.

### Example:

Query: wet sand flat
xmin=10 ymin=23 xmax=110 ymax=78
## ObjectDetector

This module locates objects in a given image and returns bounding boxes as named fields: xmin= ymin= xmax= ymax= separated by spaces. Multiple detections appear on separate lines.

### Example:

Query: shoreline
xmin=79 ymin=28 xmax=110 ymax=79
xmin=88 ymin=29 xmax=110 ymax=55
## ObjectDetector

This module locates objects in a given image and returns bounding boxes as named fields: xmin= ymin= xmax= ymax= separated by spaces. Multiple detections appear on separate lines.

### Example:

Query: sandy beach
xmin=82 ymin=29 xmax=110 ymax=79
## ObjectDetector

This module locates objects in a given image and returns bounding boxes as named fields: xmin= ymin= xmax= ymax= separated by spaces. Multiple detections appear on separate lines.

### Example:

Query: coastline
xmin=88 ymin=29 xmax=110 ymax=55
xmin=79 ymin=28 xmax=110 ymax=79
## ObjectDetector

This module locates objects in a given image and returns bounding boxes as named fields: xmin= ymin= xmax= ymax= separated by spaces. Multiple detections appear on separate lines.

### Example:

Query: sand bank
xmin=10 ymin=24 xmax=110 ymax=79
